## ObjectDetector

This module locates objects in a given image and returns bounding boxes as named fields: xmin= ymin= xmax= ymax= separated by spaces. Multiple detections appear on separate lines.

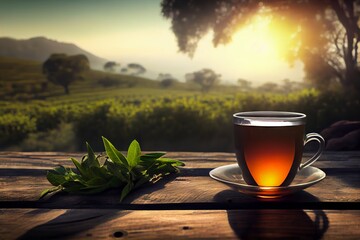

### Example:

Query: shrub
xmin=31 ymin=107 xmax=62 ymax=131
xmin=160 ymin=78 xmax=177 ymax=88
xmin=3 ymin=89 xmax=360 ymax=152
xmin=0 ymin=113 xmax=36 ymax=146
xmin=17 ymin=122 xmax=76 ymax=151
xmin=97 ymin=77 xmax=124 ymax=87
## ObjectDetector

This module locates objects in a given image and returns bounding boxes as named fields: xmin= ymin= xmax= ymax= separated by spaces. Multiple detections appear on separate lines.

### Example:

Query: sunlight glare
xmin=227 ymin=15 xmax=288 ymax=70
xmin=193 ymin=14 xmax=299 ymax=83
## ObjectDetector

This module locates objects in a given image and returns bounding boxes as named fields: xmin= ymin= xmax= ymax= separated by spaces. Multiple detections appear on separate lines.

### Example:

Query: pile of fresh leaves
xmin=40 ymin=137 xmax=184 ymax=201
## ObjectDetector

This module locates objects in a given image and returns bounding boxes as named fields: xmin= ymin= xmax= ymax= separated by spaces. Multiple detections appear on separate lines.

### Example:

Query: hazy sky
xmin=0 ymin=0 xmax=304 ymax=84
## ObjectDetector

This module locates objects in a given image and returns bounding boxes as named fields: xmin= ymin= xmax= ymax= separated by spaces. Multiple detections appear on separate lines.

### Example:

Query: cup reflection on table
xmin=233 ymin=111 xmax=324 ymax=187
xmin=228 ymin=209 xmax=328 ymax=239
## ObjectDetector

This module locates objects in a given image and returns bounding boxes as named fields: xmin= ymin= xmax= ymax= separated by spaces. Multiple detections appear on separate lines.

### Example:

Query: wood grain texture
xmin=0 ymin=152 xmax=359 ymax=239
xmin=1 ymin=151 xmax=360 ymax=169
xmin=0 ymin=209 xmax=359 ymax=239
xmin=0 ymin=152 xmax=359 ymax=207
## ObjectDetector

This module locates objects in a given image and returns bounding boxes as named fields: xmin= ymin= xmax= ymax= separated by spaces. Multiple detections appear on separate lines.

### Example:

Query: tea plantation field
xmin=1 ymin=56 xmax=359 ymax=152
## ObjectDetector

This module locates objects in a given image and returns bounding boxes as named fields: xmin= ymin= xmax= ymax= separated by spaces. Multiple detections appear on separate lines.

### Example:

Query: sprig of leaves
xmin=40 ymin=137 xmax=184 ymax=201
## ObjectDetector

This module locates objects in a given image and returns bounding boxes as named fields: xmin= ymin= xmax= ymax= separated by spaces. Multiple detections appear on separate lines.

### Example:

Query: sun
xmin=193 ymin=14 xmax=299 ymax=83
xmin=232 ymin=16 xmax=287 ymax=62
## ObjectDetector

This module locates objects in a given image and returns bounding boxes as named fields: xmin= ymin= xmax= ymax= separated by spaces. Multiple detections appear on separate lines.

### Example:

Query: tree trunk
xmin=331 ymin=0 xmax=360 ymax=92
xmin=346 ymin=68 xmax=360 ymax=93
xmin=64 ymin=85 xmax=69 ymax=95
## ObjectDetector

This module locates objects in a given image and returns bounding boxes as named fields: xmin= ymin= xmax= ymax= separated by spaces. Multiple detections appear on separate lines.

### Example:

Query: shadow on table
xmin=312 ymin=149 xmax=360 ymax=189
xmin=227 ymin=209 xmax=328 ymax=239
xmin=214 ymin=191 xmax=329 ymax=239
xmin=18 ymin=175 xmax=176 ymax=239
xmin=326 ymin=168 xmax=360 ymax=189
xmin=17 ymin=209 xmax=127 ymax=239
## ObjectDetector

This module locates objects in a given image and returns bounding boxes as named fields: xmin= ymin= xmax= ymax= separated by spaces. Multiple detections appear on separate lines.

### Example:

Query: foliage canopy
xmin=161 ymin=0 xmax=360 ymax=91
xmin=43 ymin=54 xmax=90 ymax=94
xmin=186 ymin=68 xmax=221 ymax=92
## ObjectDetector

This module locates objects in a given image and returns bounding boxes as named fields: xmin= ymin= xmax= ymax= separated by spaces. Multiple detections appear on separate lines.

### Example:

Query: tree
xmin=258 ymin=82 xmax=279 ymax=92
xmin=127 ymin=63 xmax=146 ymax=75
xmin=120 ymin=68 xmax=128 ymax=73
xmin=158 ymin=73 xmax=178 ymax=87
xmin=161 ymin=0 xmax=360 ymax=92
xmin=157 ymin=73 xmax=174 ymax=81
xmin=43 ymin=54 xmax=90 ymax=94
xmin=282 ymin=79 xmax=309 ymax=93
xmin=237 ymin=78 xmax=252 ymax=91
xmin=103 ymin=61 xmax=119 ymax=72
xmin=186 ymin=68 xmax=221 ymax=92
xmin=160 ymin=78 xmax=178 ymax=88
xmin=282 ymin=79 xmax=294 ymax=93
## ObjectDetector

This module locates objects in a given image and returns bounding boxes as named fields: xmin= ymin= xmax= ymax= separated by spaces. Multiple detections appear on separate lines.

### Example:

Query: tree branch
xmin=354 ymin=37 xmax=359 ymax=65
xmin=330 ymin=0 xmax=351 ymax=31
xmin=327 ymin=59 xmax=345 ymax=83
xmin=334 ymin=28 xmax=345 ymax=58
xmin=342 ymin=32 xmax=347 ymax=58
xmin=344 ymin=0 xmax=359 ymax=34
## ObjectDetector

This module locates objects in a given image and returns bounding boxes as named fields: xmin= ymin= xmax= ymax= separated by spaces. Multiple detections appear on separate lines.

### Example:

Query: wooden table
xmin=0 ymin=151 xmax=359 ymax=239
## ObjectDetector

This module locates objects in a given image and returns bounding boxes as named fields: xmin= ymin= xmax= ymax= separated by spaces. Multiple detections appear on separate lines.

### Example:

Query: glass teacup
xmin=233 ymin=111 xmax=325 ymax=187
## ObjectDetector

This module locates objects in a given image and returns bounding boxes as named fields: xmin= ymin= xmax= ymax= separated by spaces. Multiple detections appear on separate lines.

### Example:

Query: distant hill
xmin=0 ymin=36 xmax=107 ymax=69
xmin=0 ymin=55 xmax=171 ymax=100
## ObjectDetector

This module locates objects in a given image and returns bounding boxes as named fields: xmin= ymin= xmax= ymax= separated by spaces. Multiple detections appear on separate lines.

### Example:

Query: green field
xmin=0 ymin=56 xmax=189 ymax=100
xmin=1 ymin=56 xmax=359 ymax=152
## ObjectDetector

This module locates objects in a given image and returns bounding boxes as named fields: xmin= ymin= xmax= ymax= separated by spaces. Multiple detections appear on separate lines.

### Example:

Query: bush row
xmin=0 ymin=113 xmax=36 ymax=145
xmin=1 ymin=89 xmax=359 ymax=151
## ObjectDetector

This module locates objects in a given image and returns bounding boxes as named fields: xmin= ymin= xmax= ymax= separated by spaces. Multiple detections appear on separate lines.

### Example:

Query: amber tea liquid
xmin=234 ymin=124 xmax=305 ymax=187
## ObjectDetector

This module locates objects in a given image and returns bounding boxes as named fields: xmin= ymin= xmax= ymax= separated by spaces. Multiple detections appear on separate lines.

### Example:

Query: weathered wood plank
xmin=0 ymin=152 xmax=359 ymax=206
xmin=0 ymin=151 xmax=360 ymax=169
xmin=0 ymin=169 xmax=358 ymax=206
xmin=0 ymin=209 xmax=359 ymax=239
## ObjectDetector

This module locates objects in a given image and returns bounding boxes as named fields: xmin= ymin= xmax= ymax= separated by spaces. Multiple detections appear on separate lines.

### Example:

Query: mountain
xmin=0 ymin=36 xmax=107 ymax=69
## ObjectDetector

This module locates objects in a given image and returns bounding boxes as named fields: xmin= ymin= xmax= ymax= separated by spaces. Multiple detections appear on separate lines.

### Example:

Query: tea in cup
xmin=233 ymin=111 xmax=324 ymax=187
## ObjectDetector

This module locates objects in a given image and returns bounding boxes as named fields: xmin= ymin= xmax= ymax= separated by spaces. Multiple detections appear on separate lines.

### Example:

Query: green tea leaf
xmin=127 ymin=140 xmax=141 ymax=168
xmin=140 ymin=152 xmax=166 ymax=160
xmin=134 ymin=176 xmax=150 ymax=189
xmin=88 ymin=166 xmax=110 ymax=180
xmin=82 ymin=142 xmax=100 ymax=168
xmin=53 ymin=165 xmax=67 ymax=175
xmin=157 ymin=158 xmax=185 ymax=166
xmin=108 ymin=176 xmax=122 ymax=188
xmin=71 ymin=158 xmax=88 ymax=178
xmin=47 ymin=170 xmax=67 ymax=186
xmin=39 ymin=185 xmax=62 ymax=199
xmin=39 ymin=189 xmax=50 ymax=199
xmin=62 ymin=181 xmax=86 ymax=192
xmin=120 ymin=181 xmax=133 ymax=202
xmin=41 ymin=137 xmax=184 ymax=202
xmin=105 ymin=161 xmax=127 ymax=182
xmin=85 ymin=177 xmax=107 ymax=186
xmin=102 ymin=136 xmax=128 ymax=167
xmin=157 ymin=163 xmax=176 ymax=173
xmin=65 ymin=169 xmax=86 ymax=184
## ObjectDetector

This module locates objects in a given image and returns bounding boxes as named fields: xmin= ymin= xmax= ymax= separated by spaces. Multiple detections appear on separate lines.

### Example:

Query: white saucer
xmin=209 ymin=164 xmax=326 ymax=198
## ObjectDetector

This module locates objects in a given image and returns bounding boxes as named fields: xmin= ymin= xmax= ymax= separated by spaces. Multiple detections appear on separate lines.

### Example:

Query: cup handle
xmin=299 ymin=133 xmax=325 ymax=171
